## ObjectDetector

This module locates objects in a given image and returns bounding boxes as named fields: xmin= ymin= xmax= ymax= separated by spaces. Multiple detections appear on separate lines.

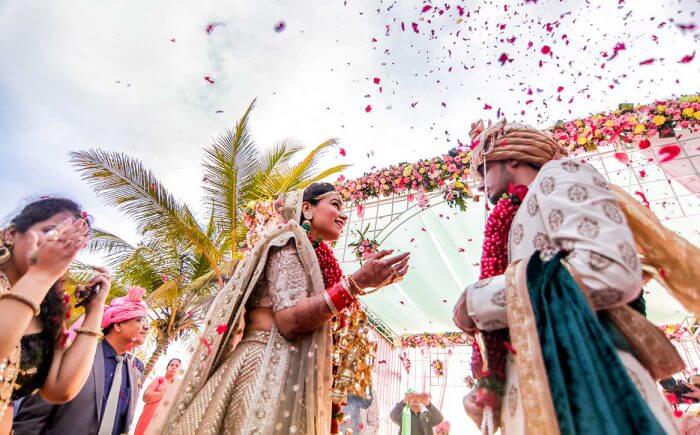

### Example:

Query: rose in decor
xmin=400 ymin=332 xmax=473 ymax=348
xmin=349 ymin=224 xmax=381 ymax=264
xmin=431 ymin=359 xmax=445 ymax=377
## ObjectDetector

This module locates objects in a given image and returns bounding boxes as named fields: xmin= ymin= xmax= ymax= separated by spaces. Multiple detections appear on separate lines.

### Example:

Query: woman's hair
xmin=167 ymin=358 xmax=182 ymax=366
xmin=11 ymin=198 xmax=86 ymax=342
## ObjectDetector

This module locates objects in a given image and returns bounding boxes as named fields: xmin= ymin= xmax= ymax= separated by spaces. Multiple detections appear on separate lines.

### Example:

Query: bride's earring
xmin=302 ymin=211 xmax=313 ymax=233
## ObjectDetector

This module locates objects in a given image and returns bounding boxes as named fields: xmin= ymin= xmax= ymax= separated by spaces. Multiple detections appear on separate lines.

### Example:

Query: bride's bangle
xmin=347 ymin=275 xmax=365 ymax=295
xmin=325 ymin=282 xmax=356 ymax=312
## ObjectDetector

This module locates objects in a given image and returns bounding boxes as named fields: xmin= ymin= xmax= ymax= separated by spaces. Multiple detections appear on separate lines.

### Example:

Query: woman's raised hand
xmin=350 ymin=249 xmax=410 ymax=292
xmin=28 ymin=218 xmax=90 ymax=281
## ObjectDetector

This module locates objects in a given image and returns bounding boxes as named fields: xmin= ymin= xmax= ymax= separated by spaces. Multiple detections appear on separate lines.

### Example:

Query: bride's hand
xmin=350 ymin=250 xmax=410 ymax=293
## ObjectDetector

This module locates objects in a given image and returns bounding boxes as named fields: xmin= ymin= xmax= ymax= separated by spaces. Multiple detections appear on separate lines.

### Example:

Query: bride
xmin=152 ymin=183 xmax=410 ymax=434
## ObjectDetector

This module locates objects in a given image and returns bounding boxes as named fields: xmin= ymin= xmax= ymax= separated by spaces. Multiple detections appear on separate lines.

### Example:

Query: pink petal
xmin=483 ymin=104 xmax=492 ymax=110
xmin=204 ymin=76 xmax=215 ymax=84
xmin=421 ymin=5 xmax=432 ymax=13
xmin=678 ymin=51 xmax=696 ymax=64
xmin=557 ymin=86 xmax=564 ymax=93
xmin=639 ymin=58 xmax=655 ymax=65
xmin=541 ymin=45 xmax=551 ymax=55
xmin=339 ymin=148 xmax=347 ymax=157
xmin=639 ymin=139 xmax=651 ymax=149
xmin=411 ymin=22 xmax=419 ymax=33
xmin=364 ymin=104 xmax=372 ymax=113
xmin=373 ymin=77 xmax=381 ymax=84
xmin=614 ymin=152 xmax=630 ymax=165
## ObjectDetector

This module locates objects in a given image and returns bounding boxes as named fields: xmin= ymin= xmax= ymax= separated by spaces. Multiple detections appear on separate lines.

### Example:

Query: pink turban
xmin=101 ymin=286 xmax=149 ymax=329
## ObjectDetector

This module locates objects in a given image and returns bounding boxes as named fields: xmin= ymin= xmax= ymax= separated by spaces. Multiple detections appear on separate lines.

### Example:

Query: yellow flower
xmin=633 ymin=124 xmax=646 ymax=134
xmin=246 ymin=200 xmax=257 ymax=209
xmin=695 ymin=111 xmax=700 ymax=120
xmin=652 ymin=115 xmax=666 ymax=126
xmin=628 ymin=117 xmax=638 ymax=125
xmin=575 ymin=120 xmax=584 ymax=127
xmin=419 ymin=167 xmax=426 ymax=174
xmin=682 ymin=107 xmax=695 ymax=117
xmin=604 ymin=119 xmax=614 ymax=128
xmin=403 ymin=165 xmax=414 ymax=177
xmin=656 ymin=105 xmax=666 ymax=113
xmin=577 ymin=136 xmax=588 ymax=145
xmin=379 ymin=177 xmax=387 ymax=184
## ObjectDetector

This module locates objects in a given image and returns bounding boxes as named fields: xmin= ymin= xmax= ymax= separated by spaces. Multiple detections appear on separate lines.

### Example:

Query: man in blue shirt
xmin=13 ymin=287 xmax=149 ymax=435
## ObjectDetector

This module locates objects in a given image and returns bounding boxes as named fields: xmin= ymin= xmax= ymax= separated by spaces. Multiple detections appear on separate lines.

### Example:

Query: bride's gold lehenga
xmin=150 ymin=191 xmax=333 ymax=435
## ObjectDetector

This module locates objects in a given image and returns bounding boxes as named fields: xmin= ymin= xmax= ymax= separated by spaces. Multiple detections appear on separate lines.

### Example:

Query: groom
xmin=453 ymin=120 xmax=680 ymax=434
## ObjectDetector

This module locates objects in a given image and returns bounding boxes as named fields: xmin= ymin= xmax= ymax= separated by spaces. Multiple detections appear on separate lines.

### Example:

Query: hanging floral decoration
xmin=335 ymin=149 xmax=473 ymax=212
xmin=349 ymin=224 xmax=381 ymax=264
xmin=401 ymin=332 xmax=474 ymax=348
xmin=399 ymin=351 xmax=412 ymax=374
xmin=242 ymin=200 xmax=277 ymax=249
xmin=431 ymin=359 xmax=445 ymax=377
xmin=661 ymin=323 xmax=691 ymax=341
xmin=551 ymin=94 xmax=700 ymax=152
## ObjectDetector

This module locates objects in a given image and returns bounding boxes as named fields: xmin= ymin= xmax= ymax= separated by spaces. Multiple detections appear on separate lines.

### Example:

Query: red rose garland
xmin=310 ymin=236 xmax=345 ymax=434
xmin=471 ymin=184 xmax=527 ymax=410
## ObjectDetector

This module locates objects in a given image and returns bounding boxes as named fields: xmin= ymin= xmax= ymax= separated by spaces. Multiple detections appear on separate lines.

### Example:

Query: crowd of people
xmin=0 ymin=117 xmax=696 ymax=434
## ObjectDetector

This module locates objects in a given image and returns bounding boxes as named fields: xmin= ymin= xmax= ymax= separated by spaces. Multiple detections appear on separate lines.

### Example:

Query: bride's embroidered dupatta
xmin=151 ymin=190 xmax=333 ymax=434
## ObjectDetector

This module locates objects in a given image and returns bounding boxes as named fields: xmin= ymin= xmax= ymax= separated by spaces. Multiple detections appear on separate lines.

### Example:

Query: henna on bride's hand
xmin=290 ymin=295 xmax=334 ymax=337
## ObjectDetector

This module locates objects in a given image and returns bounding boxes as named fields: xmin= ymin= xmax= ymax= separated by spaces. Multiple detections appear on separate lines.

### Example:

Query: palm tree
xmin=72 ymin=101 xmax=348 ymax=375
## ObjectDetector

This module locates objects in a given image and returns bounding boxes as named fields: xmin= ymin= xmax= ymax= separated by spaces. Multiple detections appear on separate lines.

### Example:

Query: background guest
xmin=0 ymin=198 xmax=108 ymax=433
xmin=134 ymin=358 xmax=181 ymax=435
xmin=340 ymin=391 xmax=373 ymax=434
xmin=390 ymin=390 xmax=443 ymax=435
xmin=13 ymin=286 xmax=149 ymax=435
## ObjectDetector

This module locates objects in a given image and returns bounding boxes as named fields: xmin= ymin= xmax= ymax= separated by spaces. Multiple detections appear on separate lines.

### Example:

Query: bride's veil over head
xmin=149 ymin=187 xmax=333 ymax=434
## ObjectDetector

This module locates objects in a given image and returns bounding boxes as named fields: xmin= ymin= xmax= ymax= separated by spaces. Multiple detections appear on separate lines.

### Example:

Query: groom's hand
xmin=453 ymin=291 xmax=475 ymax=332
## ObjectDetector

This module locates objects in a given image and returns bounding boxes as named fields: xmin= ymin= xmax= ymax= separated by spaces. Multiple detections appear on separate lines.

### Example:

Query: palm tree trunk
xmin=144 ymin=339 xmax=168 ymax=378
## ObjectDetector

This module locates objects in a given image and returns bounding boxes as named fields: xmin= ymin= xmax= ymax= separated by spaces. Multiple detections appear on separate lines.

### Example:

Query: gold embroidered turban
xmin=469 ymin=118 xmax=569 ymax=175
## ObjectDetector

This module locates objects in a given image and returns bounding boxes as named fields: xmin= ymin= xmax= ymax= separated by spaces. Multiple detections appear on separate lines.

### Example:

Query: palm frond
xmin=202 ymin=100 xmax=260 ymax=248
xmin=70 ymin=149 xmax=220 ymax=270
xmin=87 ymin=228 xmax=136 ymax=267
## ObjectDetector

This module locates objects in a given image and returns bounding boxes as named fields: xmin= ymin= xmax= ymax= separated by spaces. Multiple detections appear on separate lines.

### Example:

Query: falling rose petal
xmin=411 ymin=22 xmax=419 ymax=33
xmin=635 ymin=191 xmax=651 ymax=208
xmin=614 ymin=152 xmax=630 ymax=165
xmin=201 ymin=337 xmax=212 ymax=354
xmin=409 ymin=238 xmax=415 ymax=243
xmin=170 ymin=38 xmax=176 ymax=43
xmin=639 ymin=169 xmax=647 ymax=178
xmin=421 ymin=5 xmax=432 ymax=13
xmin=364 ymin=104 xmax=372 ymax=113
xmin=216 ymin=324 xmax=228 ymax=335
xmin=204 ymin=76 xmax=215 ymax=84
xmin=205 ymin=23 xmax=223 ymax=34
xmin=658 ymin=144 xmax=681 ymax=163
xmin=274 ymin=20 xmax=286 ymax=33
xmin=678 ymin=51 xmax=696 ymax=64
xmin=458 ymin=248 xmax=465 ymax=253
xmin=557 ymin=86 xmax=564 ymax=93
xmin=161 ymin=274 xmax=168 ymax=282
xmin=339 ymin=148 xmax=347 ymax=157
xmin=483 ymin=104 xmax=492 ymax=110
xmin=639 ymin=58 xmax=655 ymax=65
xmin=541 ymin=45 xmax=551 ymax=55
xmin=373 ymin=77 xmax=380 ymax=85
xmin=639 ymin=139 xmax=651 ymax=149
xmin=498 ymin=53 xmax=510 ymax=65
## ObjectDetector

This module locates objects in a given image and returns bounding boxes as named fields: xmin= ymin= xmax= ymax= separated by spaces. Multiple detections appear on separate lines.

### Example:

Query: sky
xmin=0 ymin=0 xmax=698 ymax=391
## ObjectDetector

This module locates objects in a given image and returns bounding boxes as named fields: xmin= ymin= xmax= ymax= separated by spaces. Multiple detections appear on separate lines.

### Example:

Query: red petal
xmin=639 ymin=58 xmax=655 ymax=65
xmin=557 ymin=86 xmax=564 ymax=93
xmin=411 ymin=22 xmax=419 ymax=33
xmin=339 ymin=148 xmax=347 ymax=156
xmin=216 ymin=324 xmax=228 ymax=335
xmin=364 ymin=104 xmax=372 ymax=113
xmin=638 ymin=139 xmax=651 ymax=149
xmin=204 ymin=76 xmax=215 ymax=84
xmin=541 ymin=45 xmax=551 ymax=55
xmin=421 ymin=5 xmax=432 ymax=13
xmin=483 ymin=104 xmax=492 ymax=110
xmin=373 ymin=77 xmax=380 ymax=84
xmin=658 ymin=144 xmax=681 ymax=163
